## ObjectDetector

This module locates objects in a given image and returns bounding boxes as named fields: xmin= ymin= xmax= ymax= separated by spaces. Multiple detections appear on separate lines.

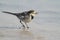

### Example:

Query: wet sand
xmin=0 ymin=29 xmax=44 ymax=40
xmin=0 ymin=25 xmax=60 ymax=40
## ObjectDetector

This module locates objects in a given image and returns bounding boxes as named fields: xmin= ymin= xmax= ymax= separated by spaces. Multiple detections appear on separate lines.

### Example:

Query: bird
xmin=2 ymin=10 xmax=37 ymax=29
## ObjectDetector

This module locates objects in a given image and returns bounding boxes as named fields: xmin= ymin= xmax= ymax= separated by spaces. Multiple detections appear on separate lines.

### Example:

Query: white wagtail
xmin=2 ymin=10 xmax=37 ymax=29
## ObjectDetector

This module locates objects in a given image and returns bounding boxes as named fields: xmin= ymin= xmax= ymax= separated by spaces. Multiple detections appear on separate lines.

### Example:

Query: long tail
xmin=2 ymin=11 xmax=18 ymax=16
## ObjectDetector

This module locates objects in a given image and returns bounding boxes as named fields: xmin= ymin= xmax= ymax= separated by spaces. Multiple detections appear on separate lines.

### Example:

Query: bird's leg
xmin=25 ymin=23 xmax=29 ymax=29
xmin=20 ymin=21 xmax=25 ymax=28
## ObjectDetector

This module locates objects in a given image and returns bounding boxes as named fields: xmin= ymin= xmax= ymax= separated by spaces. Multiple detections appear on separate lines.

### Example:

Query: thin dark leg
xmin=20 ymin=20 xmax=25 ymax=28
xmin=25 ymin=23 xmax=29 ymax=29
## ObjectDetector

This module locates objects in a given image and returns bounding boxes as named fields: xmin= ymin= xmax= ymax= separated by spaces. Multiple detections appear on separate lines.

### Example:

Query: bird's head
xmin=27 ymin=10 xmax=38 ymax=16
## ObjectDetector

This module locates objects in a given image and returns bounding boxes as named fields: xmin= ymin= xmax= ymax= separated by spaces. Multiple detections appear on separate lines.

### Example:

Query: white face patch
xmin=30 ymin=11 xmax=37 ymax=16
xmin=31 ymin=14 xmax=36 ymax=16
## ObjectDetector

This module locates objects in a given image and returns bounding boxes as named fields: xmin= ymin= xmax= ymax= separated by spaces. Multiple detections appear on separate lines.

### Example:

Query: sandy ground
xmin=0 ymin=25 xmax=60 ymax=40
xmin=0 ymin=28 xmax=45 ymax=40
xmin=0 ymin=29 xmax=42 ymax=40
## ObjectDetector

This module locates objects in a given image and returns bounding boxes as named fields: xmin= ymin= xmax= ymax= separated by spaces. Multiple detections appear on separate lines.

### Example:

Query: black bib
xmin=31 ymin=15 xmax=34 ymax=20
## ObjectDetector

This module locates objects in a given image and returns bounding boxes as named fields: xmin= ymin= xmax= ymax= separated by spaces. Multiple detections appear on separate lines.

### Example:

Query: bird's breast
xmin=22 ymin=15 xmax=32 ymax=23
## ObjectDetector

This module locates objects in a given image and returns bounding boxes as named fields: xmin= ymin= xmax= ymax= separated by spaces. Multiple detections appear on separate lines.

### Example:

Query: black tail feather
xmin=2 ymin=11 xmax=17 ymax=16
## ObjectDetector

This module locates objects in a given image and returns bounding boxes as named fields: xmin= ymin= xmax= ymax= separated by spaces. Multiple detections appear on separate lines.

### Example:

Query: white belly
xmin=22 ymin=15 xmax=31 ymax=23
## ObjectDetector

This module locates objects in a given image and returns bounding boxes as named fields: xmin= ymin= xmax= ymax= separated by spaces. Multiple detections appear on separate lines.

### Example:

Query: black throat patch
xmin=31 ymin=15 xmax=34 ymax=20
